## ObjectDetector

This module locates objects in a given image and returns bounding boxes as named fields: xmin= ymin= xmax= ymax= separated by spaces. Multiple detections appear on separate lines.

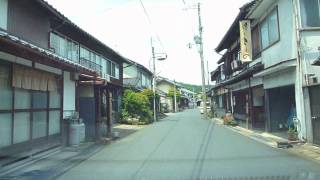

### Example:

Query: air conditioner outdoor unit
xmin=308 ymin=76 xmax=318 ymax=85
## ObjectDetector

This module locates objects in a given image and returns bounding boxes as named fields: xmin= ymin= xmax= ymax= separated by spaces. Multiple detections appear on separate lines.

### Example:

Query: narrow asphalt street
xmin=56 ymin=109 xmax=320 ymax=180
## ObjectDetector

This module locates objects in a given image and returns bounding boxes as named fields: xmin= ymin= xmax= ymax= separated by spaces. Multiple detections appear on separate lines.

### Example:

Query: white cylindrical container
xmin=79 ymin=123 xmax=86 ymax=142
xmin=69 ymin=123 xmax=81 ymax=146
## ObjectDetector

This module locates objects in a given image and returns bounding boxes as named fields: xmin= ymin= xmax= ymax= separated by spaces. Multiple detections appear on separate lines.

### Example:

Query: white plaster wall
xmin=250 ymin=76 xmax=263 ymax=87
xmin=123 ymin=63 xmax=138 ymax=78
xmin=35 ymin=63 xmax=62 ymax=75
xmin=260 ymin=0 xmax=297 ymax=68
xmin=63 ymin=71 xmax=76 ymax=118
xmin=157 ymin=82 xmax=172 ymax=94
xmin=263 ymin=67 xmax=296 ymax=89
xmin=0 ymin=51 xmax=32 ymax=67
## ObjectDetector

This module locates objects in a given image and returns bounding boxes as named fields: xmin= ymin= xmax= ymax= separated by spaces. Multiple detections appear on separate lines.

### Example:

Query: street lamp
xmin=151 ymin=39 xmax=167 ymax=122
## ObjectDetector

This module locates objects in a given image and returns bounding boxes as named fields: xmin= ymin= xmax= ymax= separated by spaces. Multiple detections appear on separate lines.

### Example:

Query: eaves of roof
xmin=125 ymin=59 xmax=153 ymax=76
xmin=0 ymin=30 xmax=97 ymax=75
xmin=215 ymin=1 xmax=256 ymax=52
xmin=211 ymin=62 xmax=263 ymax=91
xmin=35 ymin=0 xmax=127 ymax=63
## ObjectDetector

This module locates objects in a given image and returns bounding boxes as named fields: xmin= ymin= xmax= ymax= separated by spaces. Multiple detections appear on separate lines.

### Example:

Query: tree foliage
xmin=141 ymin=88 xmax=160 ymax=103
xmin=121 ymin=90 xmax=152 ymax=123
xmin=168 ymin=87 xmax=181 ymax=101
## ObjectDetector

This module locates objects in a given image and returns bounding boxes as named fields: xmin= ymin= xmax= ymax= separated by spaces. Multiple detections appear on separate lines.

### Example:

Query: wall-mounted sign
xmin=239 ymin=20 xmax=252 ymax=62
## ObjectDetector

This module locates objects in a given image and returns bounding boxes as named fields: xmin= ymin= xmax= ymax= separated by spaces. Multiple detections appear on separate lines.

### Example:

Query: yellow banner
xmin=239 ymin=20 xmax=252 ymax=62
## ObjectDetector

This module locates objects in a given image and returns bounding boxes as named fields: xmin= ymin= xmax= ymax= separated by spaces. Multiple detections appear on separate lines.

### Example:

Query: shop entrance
xmin=309 ymin=85 xmax=320 ymax=145
xmin=267 ymin=85 xmax=295 ymax=132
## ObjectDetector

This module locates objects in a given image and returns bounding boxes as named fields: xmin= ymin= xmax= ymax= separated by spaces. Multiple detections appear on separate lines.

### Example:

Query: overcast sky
xmin=46 ymin=0 xmax=250 ymax=85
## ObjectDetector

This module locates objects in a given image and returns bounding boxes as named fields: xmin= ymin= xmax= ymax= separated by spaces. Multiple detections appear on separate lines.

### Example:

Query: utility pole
xmin=174 ymin=80 xmax=177 ymax=113
xmin=193 ymin=87 xmax=195 ymax=109
xmin=292 ymin=0 xmax=306 ymax=139
xmin=151 ymin=38 xmax=157 ymax=122
xmin=197 ymin=3 xmax=207 ymax=118
xmin=207 ymin=60 xmax=210 ymax=89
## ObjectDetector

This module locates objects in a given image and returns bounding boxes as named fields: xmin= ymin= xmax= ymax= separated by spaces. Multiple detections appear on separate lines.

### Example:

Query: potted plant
xmin=288 ymin=127 xmax=298 ymax=141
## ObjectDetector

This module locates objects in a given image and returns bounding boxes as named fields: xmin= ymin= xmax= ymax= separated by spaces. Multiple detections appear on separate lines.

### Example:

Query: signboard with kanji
xmin=239 ymin=20 xmax=252 ymax=62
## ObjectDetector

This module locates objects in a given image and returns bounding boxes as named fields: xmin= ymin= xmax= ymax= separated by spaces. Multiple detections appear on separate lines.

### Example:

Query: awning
xmin=209 ymin=62 xmax=263 ymax=93
xmin=0 ymin=30 xmax=97 ymax=76
xmin=253 ymin=59 xmax=296 ymax=78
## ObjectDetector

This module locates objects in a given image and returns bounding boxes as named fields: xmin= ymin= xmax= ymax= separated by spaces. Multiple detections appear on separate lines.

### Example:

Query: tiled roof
xmin=35 ymin=0 xmax=127 ymax=63
xmin=215 ymin=0 xmax=257 ymax=52
xmin=0 ymin=30 xmax=96 ymax=74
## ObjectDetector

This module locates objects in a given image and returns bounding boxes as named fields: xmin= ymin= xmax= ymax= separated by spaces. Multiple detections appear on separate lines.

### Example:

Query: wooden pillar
xmin=264 ymin=89 xmax=271 ymax=132
xmin=95 ymin=86 xmax=101 ymax=140
xmin=248 ymin=87 xmax=253 ymax=129
xmin=107 ymin=89 xmax=113 ymax=138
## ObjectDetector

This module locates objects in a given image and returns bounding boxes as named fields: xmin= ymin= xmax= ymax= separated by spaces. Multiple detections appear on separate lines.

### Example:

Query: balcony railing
xmin=80 ymin=57 xmax=102 ymax=76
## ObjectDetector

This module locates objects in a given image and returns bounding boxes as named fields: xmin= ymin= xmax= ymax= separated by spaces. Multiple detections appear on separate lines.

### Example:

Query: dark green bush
xmin=121 ymin=90 xmax=152 ymax=124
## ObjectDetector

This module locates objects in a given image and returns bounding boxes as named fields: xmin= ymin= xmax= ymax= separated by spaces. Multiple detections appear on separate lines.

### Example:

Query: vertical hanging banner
xmin=239 ymin=20 xmax=252 ymax=62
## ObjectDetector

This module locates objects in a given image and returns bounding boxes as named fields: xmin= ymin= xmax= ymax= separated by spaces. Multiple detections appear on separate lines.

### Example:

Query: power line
xmin=138 ymin=0 xmax=166 ymax=53
xmin=181 ymin=1 xmax=198 ymax=43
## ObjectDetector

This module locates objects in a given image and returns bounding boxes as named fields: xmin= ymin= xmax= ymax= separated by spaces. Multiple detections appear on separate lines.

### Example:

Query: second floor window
xmin=260 ymin=8 xmax=279 ymax=50
xmin=50 ymin=33 xmax=79 ymax=62
xmin=300 ymin=0 xmax=320 ymax=28
xmin=115 ymin=64 xmax=119 ymax=79
xmin=106 ymin=60 xmax=111 ymax=75
xmin=80 ymin=47 xmax=102 ymax=66
xmin=252 ymin=26 xmax=261 ymax=58
xmin=103 ymin=59 xmax=119 ymax=79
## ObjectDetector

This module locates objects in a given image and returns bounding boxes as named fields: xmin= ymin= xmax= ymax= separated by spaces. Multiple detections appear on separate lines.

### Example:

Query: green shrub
xmin=168 ymin=87 xmax=181 ymax=100
xmin=141 ymin=89 xmax=160 ymax=103
xmin=121 ymin=90 xmax=153 ymax=124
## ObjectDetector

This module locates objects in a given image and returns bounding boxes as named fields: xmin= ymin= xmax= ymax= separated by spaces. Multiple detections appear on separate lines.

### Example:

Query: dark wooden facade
xmin=0 ymin=0 xmax=125 ymax=166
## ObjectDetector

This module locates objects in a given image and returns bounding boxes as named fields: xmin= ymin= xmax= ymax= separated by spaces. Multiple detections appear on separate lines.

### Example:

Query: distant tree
xmin=141 ymin=88 xmax=160 ymax=105
xmin=168 ymin=87 xmax=181 ymax=101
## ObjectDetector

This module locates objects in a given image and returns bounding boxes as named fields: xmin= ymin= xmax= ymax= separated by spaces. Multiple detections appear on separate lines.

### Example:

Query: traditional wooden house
xmin=0 ymin=0 xmax=126 ymax=165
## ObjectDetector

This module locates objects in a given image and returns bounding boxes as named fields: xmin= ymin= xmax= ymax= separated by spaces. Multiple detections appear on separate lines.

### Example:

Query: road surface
xmin=56 ymin=109 xmax=320 ymax=180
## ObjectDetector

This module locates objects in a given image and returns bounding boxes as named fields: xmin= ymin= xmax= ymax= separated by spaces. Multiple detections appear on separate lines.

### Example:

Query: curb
xmin=212 ymin=118 xmax=320 ymax=165
xmin=0 ymin=146 xmax=62 ymax=177
xmin=213 ymin=118 xmax=278 ymax=148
